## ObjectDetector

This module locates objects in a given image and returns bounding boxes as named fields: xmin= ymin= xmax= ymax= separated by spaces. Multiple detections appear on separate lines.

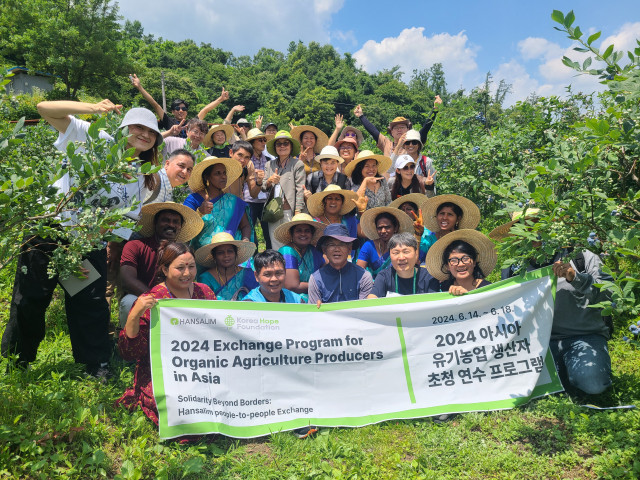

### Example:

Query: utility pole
xmin=161 ymin=71 xmax=166 ymax=112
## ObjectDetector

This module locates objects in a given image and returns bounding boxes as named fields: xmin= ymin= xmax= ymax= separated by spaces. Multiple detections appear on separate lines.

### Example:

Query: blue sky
xmin=118 ymin=0 xmax=640 ymax=105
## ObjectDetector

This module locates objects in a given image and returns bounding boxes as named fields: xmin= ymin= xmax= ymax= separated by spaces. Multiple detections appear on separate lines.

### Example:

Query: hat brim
xmin=273 ymin=218 xmax=328 ymax=246
xmin=195 ymin=238 xmax=256 ymax=268
xmin=424 ymin=229 xmax=497 ymax=282
xmin=291 ymin=126 xmax=329 ymax=154
xmin=315 ymin=153 xmax=344 ymax=164
xmin=318 ymin=233 xmax=357 ymax=248
xmin=423 ymin=194 xmax=481 ymax=233
xmin=188 ymin=157 xmax=244 ymax=194
xmin=138 ymin=202 xmax=204 ymax=243
xmin=307 ymin=187 xmax=359 ymax=218
xmin=203 ymin=124 xmax=235 ymax=148
xmin=338 ymin=126 xmax=363 ymax=146
xmin=389 ymin=193 xmax=430 ymax=212
xmin=266 ymin=135 xmax=301 ymax=156
xmin=360 ymin=207 xmax=414 ymax=240
xmin=489 ymin=210 xmax=541 ymax=240
xmin=344 ymin=154 xmax=392 ymax=178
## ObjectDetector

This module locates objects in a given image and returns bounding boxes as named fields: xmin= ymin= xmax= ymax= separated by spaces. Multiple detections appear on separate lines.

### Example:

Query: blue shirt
xmin=243 ymin=287 xmax=302 ymax=303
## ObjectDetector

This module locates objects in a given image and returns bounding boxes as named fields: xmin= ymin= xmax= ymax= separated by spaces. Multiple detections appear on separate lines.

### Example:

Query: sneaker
xmin=432 ymin=414 xmax=457 ymax=424
xmin=86 ymin=362 xmax=112 ymax=381
xmin=294 ymin=426 xmax=318 ymax=439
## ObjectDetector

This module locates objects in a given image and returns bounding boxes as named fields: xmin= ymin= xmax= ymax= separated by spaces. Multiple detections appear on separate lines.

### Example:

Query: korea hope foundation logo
xmin=224 ymin=315 xmax=235 ymax=328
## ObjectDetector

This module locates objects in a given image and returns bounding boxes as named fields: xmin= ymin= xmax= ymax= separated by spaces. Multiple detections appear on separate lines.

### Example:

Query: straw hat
xmin=138 ymin=202 xmax=204 ymax=242
xmin=489 ymin=209 xmax=541 ymax=240
xmin=266 ymin=130 xmax=301 ymax=156
xmin=188 ymin=156 xmax=243 ymax=193
xmin=389 ymin=193 xmax=430 ymax=213
xmin=203 ymin=124 xmax=235 ymax=148
xmin=344 ymin=150 xmax=392 ymax=178
xmin=306 ymin=184 xmax=359 ymax=218
xmin=337 ymin=126 xmax=364 ymax=146
xmin=194 ymin=232 xmax=256 ymax=268
xmin=425 ymin=229 xmax=498 ymax=281
xmin=423 ymin=194 xmax=481 ymax=233
xmin=315 ymin=145 xmax=343 ymax=164
xmin=360 ymin=207 xmax=414 ymax=240
xmin=387 ymin=116 xmax=412 ymax=134
xmin=290 ymin=125 xmax=329 ymax=154
xmin=273 ymin=213 xmax=328 ymax=246
xmin=246 ymin=128 xmax=274 ymax=143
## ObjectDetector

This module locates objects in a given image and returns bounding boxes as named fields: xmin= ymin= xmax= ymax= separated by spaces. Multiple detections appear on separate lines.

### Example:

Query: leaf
xmin=573 ymin=26 xmax=583 ymax=39
xmin=181 ymin=457 xmax=204 ymax=476
xmin=602 ymin=44 xmax=614 ymax=60
xmin=587 ymin=31 xmax=601 ymax=45
xmin=551 ymin=10 xmax=565 ymax=24
xmin=573 ymin=47 xmax=589 ymax=53
xmin=582 ymin=57 xmax=592 ymax=70
xmin=564 ymin=10 xmax=575 ymax=28
xmin=528 ymin=180 xmax=536 ymax=194
xmin=12 ymin=117 xmax=25 ymax=135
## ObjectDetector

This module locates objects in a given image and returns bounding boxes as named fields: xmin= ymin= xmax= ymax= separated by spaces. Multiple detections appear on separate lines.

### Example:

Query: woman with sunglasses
xmin=263 ymin=131 xmax=307 ymax=250
xmin=345 ymin=150 xmax=392 ymax=211
xmin=388 ymin=154 xmax=427 ymax=200
xmin=425 ymin=230 xmax=497 ymax=295
xmin=390 ymin=130 xmax=436 ymax=196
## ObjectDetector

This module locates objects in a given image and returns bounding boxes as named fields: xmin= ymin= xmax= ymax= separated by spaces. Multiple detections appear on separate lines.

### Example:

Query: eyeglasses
xmin=338 ymin=145 xmax=355 ymax=151
xmin=344 ymin=131 xmax=357 ymax=138
xmin=173 ymin=106 xmax=187 ymax=111
xmin=405 ymin=140 xmax=420 ymax=146
xmin=448 ymin=255 xmax=473 ymax=266
xmin=238 ymin=124 xmax=250 ymax=128
xmin=254 ymin=138 xmax=267 ymax=142
xmin=400 ymin=164 xmax=415 ymax=171
xmin=275 ymin=141 xmax=291 ymax=147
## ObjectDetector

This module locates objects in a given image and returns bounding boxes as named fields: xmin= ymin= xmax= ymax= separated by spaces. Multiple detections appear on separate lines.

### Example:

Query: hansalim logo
xmin=170 ymin=317 xmax=180 ymax=326
xmin=224 ymin=315 xmax=235 ymax=328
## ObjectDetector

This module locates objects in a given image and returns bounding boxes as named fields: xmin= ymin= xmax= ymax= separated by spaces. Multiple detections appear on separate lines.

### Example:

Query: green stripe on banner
xmin=396 ymin=317 xmax=416 ymax=404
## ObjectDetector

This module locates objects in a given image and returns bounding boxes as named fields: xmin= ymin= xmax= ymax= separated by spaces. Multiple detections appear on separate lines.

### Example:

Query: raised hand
xmin=199 ymin=192 xmax=213 ymax=215
xmin=363 ymin=176 xmax=383 ymax=188
xmin=303 ymin=185 xmax=312 ymax=200
xmin=255 ymin=115 xmax=263 ymax=129
xmin=395 ymin=132 xmax=408 ymax=153
xmin=423 ymin=169 xmax=436 ymax=186
xmin=288 ymin=121 xmax=295 ymax=131
xmin=267 ymin=168 xmax=280 ymax=186
xmin=434 ymin=95 xmax=443 ymax=109
xmin=255 ymin=169 xmax=265 ymax=184
xmin=299 ymin=146 xmax=312 ymax=164
xmin=94 ymin=99 xmax=123 ymax=115
xmin=354 ymin=104 xmax=363 ymax=118
xmin=352 ymin=194 xmax=368 ymax=213
xmin=232 ymin=105 xmax=245 ymax=113
xmin=408 ymin=209 xmax=425 ymax=236
xmin=166 ymin=119 xmax=186 ymax=137
xmin=220 ymin=87 xmax=229 ymax=101
xmin=129 ymin=73 xmax=141 ymax=89
xmin=335 ymin=113 xmax=344 ymax=130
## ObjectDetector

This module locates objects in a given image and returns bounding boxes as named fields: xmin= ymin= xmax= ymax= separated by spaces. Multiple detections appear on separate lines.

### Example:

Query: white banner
xmin=150 ymin=268 xmax=561 ymax=439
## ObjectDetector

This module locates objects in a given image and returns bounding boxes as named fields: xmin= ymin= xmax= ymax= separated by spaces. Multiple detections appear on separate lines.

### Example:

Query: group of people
xmin=0 ymin=83 xmax=614 ymax=439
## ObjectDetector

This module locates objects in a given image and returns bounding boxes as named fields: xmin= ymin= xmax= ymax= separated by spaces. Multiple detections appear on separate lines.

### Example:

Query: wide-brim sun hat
xmin=489 ymin=209 xmax=541 ymax=240
xmin=194 ymin=232 xmax=256 ymax=268
xmin=273 ymin=213 xmax=328 ymax=246
xmin=389 ymin=193 xmax=430 ymax=213
xmin=387 ymin=116 xmax=412 ymax=134
xmin=290 ymin=125 xmax=329 ymax=154
xmin=306 ymin=184 xmax=359 ymax=218
xmin=425 ymin=229 xmax=498 ymax=281
xmin=266 ymin=130 xmax=301 ymax=156
xmin=344 ymin=150 xmax=392 ymax=178
xmin=246 ymin=128 xmax=273 ymax=143
xmin=202 ymin=124 xmax=235 ymax=148
xmin=315 ymin=145 xmax=343 ymax=164
xmin=360 ymin=207 xmax=414 ymax=240
xmin=119 ymin=107 xmax=163 ymax=147
xmin=138 ymin=201 xmax=204 ymax=242
xmin=337 ymin=126 xmax=364 ymax=146
xmin=404 ymin=129 xmax=423 ymax=148
xmin=423 ymin=194 xmax=481 ymax=233
xmin=188 ymin=156 xmax=243 ymax=193
xmin=317 ymin=223 xmax=357 ymax=248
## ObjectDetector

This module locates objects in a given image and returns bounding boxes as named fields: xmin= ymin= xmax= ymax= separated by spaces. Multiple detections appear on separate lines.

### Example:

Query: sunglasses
xmin=254 ymin=138 xmax=267 ymax=142
xmin=238 ymin=124 xmax=250 ymax=128
xmin=400 ymin=164 xmax=415 ymax=170
xmin=344 ymin=131 xmax=357 ymax=138
xmin=275 ymin=141 xmax=291 ymax=147
xmin=405 ymin=140 xmax=420 ymax=146
xmin=173 ymin=106 xmax=188 ymax=111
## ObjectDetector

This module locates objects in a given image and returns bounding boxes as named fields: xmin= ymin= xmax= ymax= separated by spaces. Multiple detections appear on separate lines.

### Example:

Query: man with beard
xmin=118 ymin=203 xmax=203 ymax=327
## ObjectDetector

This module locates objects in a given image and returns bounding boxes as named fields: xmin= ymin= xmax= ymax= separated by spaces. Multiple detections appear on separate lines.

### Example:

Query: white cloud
xmin=118 ymin=0 xmax=344 ymax=56
xmin=599 ymin=22 xmax=640 ymax=55
xmin=331 ymin=30 xmax=358 ymax=48
xmin=517 ymin=37 xmax=564 ymax=61
xmin=353 ymin=27 xmax=479 ymax=88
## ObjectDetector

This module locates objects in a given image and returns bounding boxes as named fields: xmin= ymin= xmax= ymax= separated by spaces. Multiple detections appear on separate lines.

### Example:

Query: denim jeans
xmin=549 ymin=334 xmax=612 ymax=395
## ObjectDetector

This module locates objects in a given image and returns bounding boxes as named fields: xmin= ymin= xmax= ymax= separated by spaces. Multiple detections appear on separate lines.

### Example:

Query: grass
xmin=1 ymin=262 xmax=640 ymax=479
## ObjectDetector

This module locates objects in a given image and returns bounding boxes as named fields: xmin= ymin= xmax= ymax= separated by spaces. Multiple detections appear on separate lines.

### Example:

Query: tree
xmin=0 ymin=0 xmax=132 ymax=98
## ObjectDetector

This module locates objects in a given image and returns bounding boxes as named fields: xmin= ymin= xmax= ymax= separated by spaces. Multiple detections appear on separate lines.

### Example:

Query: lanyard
xmin=395 ymin=268 xmax=417 ymax=295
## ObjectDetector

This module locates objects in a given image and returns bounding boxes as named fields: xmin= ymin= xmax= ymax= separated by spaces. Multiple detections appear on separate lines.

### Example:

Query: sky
xmin=117 ymin=0 xmax=640 ymax=106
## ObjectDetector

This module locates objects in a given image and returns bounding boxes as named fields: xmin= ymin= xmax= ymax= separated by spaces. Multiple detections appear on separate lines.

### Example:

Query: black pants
xmin=1 ymin=237 xmax=112 ymax=366
xmin=248 ymin=201 xmax=271 ymax=250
